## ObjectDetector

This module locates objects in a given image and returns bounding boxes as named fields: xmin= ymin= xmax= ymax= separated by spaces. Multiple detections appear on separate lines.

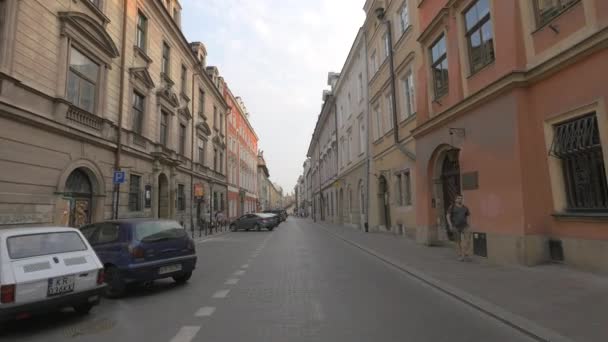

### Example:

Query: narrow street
xmin=3 ymin=219 xmax=533 ymax=342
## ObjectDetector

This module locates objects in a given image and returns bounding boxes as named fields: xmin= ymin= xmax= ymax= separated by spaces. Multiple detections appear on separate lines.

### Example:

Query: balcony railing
xmin=66 ymin=106 xmax=102 ymax=130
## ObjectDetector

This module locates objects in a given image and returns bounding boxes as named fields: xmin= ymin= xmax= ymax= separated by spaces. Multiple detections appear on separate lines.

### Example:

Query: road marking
xmin=195 ymin=307 xmax=216 ymax=317
xmin=225 ymin=278 xmax=239 ymax=285
xmin=212 ymin=290 xmax=230 ymax=298
xmin=241 ymin=264 xmax=249 ymax=268
xmin=234 ymin=270 xmax=245 ymax=276
xmin=170 ymin=326 xmax=200 ymax=342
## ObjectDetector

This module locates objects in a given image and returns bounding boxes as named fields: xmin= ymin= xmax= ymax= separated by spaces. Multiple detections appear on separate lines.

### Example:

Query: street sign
xmin=113 ymin=171 xmax=126 ymax=184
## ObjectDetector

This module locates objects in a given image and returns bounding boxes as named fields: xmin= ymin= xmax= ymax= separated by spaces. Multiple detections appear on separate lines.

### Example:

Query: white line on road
xmin=234 ymin=270 xmax=245 ymax=276
xmin=170 ymin=326 xmax=200 ymax=342
xmin=195 ymin=307 xmax=216 ymax=317
xmin=241 ymin=264 xmax=249 ymax=268
xmin=225 ymin=278 xmax=239 ymax=285
xmin=212 ymin=290 xmax=230 ymax=298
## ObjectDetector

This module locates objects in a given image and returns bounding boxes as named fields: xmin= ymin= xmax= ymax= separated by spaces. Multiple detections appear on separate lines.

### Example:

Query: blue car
xmin=79 ymin=219 xmax=197 ymax=297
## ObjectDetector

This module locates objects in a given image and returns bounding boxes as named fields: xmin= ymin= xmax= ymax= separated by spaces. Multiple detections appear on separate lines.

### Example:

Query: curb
xmin=316 ymin=222 xmax=573 ymax=342
xmin=193 ymin=230 xmax=231 ymax=243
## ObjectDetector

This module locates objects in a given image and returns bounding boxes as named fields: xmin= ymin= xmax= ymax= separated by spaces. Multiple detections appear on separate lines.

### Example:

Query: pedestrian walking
xmin=446 ymin=194 xmax=471 ymax=261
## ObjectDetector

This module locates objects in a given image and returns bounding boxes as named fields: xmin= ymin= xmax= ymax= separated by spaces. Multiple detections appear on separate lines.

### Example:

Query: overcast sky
xmin=181 ymin=0 xmax=366 ymax=193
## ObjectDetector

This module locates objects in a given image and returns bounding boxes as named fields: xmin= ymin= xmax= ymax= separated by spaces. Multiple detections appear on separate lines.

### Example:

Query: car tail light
xmin=129 ymin=246 xmax=145 ymax=259
xmin=97 ymin=269 xmax=105 ymax=285
xmin=1 ymin=284 xmax=15 ymax=304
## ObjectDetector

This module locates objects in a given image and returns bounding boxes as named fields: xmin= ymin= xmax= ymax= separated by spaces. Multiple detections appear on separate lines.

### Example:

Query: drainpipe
xmin=190 ymin=68 xmax=198 ymax=231
xmin=112 ymin=0 xmax=129 ymax=220
xmin=377 ymin=8 xmax=416 ymax=161
xmin=364 ymin=31 xmax=372 ymax=233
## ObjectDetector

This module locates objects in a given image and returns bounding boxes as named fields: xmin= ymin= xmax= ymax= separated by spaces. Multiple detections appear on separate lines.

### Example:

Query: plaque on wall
xmin=462 ymin=172 xmax=479 ymax=190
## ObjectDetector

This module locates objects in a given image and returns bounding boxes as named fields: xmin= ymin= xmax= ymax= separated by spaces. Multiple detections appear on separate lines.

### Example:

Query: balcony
xmin=66 ymin=106 xmax=102 ymax=130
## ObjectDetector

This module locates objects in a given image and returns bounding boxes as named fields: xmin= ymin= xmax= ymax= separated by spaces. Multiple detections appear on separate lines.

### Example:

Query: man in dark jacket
xmin=446 ymin=195 xmax=471 ymax=261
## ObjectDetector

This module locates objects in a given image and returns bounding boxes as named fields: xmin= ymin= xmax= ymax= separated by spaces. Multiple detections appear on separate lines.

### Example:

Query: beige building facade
xmin=363 ymin=0 xmax=422 ymax=236
xmin=0 ymin=0 xmax=228 ymax=230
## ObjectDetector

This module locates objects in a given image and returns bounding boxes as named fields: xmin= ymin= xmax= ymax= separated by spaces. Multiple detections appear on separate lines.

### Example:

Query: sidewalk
xmin=313 ymin=220 xmax=608 ymax=342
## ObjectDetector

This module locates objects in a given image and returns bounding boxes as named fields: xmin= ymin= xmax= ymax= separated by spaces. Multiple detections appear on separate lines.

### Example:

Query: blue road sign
xmin=113 ymin=171 xmax=126 ymax=184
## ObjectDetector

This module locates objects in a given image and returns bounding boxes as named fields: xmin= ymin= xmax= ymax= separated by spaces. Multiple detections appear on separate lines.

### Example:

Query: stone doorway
xmin=441 ymin=149 xmax=461 ymax=241
xmin=378 ymin=175 xmax=390 ymax=230
xmin=64 ymin=169 xmax=93 ymax=228
xmin=158 ymin=173 xmax=170 ymax=219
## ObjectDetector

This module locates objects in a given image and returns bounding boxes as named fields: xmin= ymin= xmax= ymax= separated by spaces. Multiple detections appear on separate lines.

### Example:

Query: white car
xmin=0 ymin=227 xmax=106 ymax=322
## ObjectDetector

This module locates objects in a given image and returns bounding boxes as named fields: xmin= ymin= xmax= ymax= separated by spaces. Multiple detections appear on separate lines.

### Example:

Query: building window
xmin=160 ymin=111 xmax=169 ymax=146
xmin=198 ymin=89 xmax=205 ymax=116
xmin=383 ymin=33 xmax=390 ymax=60
xmin=399 ymin=1 xmax=409 ymax=33
xmin=136 ymin=11 xmax=147 ymax=52
xmin=347 ymin=132 xmax=353 ymax=162
xmin=374 ymin=105 xmax=382 ymax=140
xmin=213 ymin=148 xmax=218 ymax=171
xmin=550 ymin=114 xmax=608 ymax=211
xmin=177 ymin=184 xmax=186 ymax=211
xmin=67 ymin=47 xmax=99 ymax=113
xmin=179 ymin=123 xmax=186 ymax=155
xmin=219 ymin=152 xmax=224 ymax=174
xmin=132 ymin=91 xmax=145 ymax=134
xmin=129 ymin=174 xmax=141 ymax=211
xmin=534 ymin=0 xmax=579 ymax=27
xmin=198 ymin=139 xmax=206 ymax=165
xmin=402 ymin=71 xmax=415 ymax=119
xmin=465 ymin=0 xmax=494 ymax=74
xmin=213 ymin=106 xmax=218 ymax=129
xmin=220 ymin=112 xmax=224 ymax=133
xmin=386 ymin=94 xmax=394 ymax=131
xmin=180 ymin=64 xmax=187 ymax=94
xmin=397 ymin=171 xmax=412 ymax=206
xmin=359 ymin=117 xmax=365 ymax=154
xmin=430 ymin=35 xmax=448 ymax=99
xmin=370 ymin=50 xmax=377 ymax=75
xmin=161 ymin=42 xmax=170 ymax=77
xmin=358 ymin=73 xmax=363 ymax=102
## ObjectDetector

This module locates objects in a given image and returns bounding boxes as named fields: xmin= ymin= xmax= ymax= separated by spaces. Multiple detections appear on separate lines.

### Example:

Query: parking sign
xmin=113 ymin=171 xmax=126 ymax=184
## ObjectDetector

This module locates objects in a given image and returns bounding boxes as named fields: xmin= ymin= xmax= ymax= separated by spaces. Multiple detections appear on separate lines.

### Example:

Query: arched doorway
xmin=378 ymin=175 xmax=390 ymax=230
xmin=158 ymin=173 xmax=170 ymax=219
xmin=441 ymin=149 xmax=461 ymax=240
xmin=65 ymin=169 xmax=93 ymax=228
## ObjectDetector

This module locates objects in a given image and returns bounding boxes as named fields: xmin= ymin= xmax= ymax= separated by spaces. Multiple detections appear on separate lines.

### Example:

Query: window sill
xmin=180 ymin=92 xmax=190 ymax=103
xmin=433 ymin=92 xmax=449 ymax=104
xmin=466 ymin=60 xmax=496 ymax=79
xmin=532 ymin=1 xmax=582 ymax=34
xmin=552 ymin=211 xmax=608 ymax=222
xmin=372 ymin=137 xmax=384 ymax=145
xmin=399 ymin=113 xmax=417 ymax=127
xmin=133 ymin=46 xmax=153 ymax=64
xmin=161 ymin=73 xmax=174 ymax=86
xmin=394 ymin=25 xmax=413 ymax=51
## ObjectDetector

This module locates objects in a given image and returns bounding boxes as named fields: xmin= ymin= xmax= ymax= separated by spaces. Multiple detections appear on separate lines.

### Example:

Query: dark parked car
xmin=263 ymin=209 xmax=287 ymax=222
xmin=79 ymin=219 xmax=197 ymax=297
xmin=230 ymin=214 xmax=276 ymax=232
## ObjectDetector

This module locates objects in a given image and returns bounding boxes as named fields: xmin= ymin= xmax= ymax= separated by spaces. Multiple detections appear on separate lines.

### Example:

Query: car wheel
xmin=268 ymin=227 xmax=274 ymax=231
xmin=230 ymin=224 xmax=237 ymax=232
xmin=74 ymin=303 xmax=93 ymax=315
xmin=105 ymin=266 xmax=126 ymax=298
xmin=173 ymin=272 xmax=192 ymax=284
xmin=255 ymin=224 xmax=261 ymax=231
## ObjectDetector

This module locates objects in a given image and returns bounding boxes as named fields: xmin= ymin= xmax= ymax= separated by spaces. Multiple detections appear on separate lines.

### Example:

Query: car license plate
xmin=47 ymin=275 xmax=75 ymax=297
xmin=159 ymin=264 xmax=182 ymax=275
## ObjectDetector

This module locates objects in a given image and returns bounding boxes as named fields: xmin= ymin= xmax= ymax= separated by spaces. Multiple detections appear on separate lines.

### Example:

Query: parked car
xmin=230 ymin=214 xmax=276 ymax=232
xmin=0 ymin=227 xmax=106 ymax=322
xmin=79 ymin=219 xmax=197 ymax=297
xmin=263 ymin=209 xmax=287 ymax=222
xmin=261 ymin=213 xmax=280 ymax=228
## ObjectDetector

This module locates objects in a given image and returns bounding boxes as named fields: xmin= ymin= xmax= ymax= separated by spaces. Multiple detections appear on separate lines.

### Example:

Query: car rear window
xmin=135 ymin=221 xmax=186 ymax=242
xmin=7 ymin=232 xmax=88 ymax=259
